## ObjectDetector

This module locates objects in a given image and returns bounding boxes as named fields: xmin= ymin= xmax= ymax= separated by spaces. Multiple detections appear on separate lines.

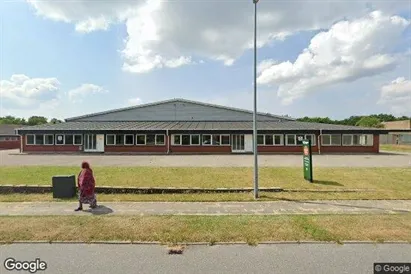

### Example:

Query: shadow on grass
xmin=313 ymin=180 xmax=344 ymax=187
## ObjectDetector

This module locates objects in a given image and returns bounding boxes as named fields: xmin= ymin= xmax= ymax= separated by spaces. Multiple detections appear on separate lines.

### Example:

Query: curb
xmin=0 ymin=241 xmax=409 ymax=245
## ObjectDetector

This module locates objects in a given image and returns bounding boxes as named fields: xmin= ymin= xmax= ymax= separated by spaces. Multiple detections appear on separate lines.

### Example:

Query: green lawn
xmin=380 ymin=144 xmax=411 ymax=153
xmin=0 ymin=167 xmax=410 ymax=201
xmin=0 ymin=214 xmax=410 ymax=244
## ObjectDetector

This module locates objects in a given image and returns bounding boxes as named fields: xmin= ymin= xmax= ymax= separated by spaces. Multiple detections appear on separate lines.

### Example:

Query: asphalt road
xmin=1 ymin=243 xmax=410 ymax=274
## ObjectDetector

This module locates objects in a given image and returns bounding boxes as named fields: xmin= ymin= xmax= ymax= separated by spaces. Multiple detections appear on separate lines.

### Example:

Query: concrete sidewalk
xmin=1 ymin=200 xmax=410 ymax=216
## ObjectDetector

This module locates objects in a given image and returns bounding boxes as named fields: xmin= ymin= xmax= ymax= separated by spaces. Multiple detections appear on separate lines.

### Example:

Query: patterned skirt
xmin=79 ymin=191 xmax=97 ymax=208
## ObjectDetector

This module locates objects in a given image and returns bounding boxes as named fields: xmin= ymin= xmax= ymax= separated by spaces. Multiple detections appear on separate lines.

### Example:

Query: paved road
xmin=1 ymin=200 xmax=410 ymax=216
xmin=1 ymin=149 xmax=410 ymax=167
xmin=1 ymin=243 xmax=410 ymax=274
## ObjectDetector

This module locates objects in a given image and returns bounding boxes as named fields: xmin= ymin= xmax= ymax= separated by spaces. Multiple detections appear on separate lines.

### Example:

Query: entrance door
xmin=84 ymin=134 xmax=105 ymax=152
xmin=232 ymin=134 xmax=245 ymax=153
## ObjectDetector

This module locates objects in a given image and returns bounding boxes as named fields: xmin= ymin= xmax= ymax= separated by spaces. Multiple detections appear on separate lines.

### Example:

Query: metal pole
xmin=253 ymin=0 xmax=259 ymax=199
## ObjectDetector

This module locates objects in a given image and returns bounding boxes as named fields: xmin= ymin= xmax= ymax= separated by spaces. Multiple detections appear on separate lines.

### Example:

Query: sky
xmin=0 ymin=0 xmax=410 ymax=120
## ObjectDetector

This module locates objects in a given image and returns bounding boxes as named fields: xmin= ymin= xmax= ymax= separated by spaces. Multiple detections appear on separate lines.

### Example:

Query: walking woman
xmin=75 ymin=161 xmax=97 ymax=211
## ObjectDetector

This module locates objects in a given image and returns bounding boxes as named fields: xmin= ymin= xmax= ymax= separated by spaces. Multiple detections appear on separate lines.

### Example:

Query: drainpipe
xmin=318 ymin=129 xmax=323 ymax=155
xmin=166 ymin=129 xmax=170 ymax=154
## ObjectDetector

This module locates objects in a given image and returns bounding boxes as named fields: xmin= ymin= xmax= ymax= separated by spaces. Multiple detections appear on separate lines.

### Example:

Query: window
xmin=0 ymin=137 xmax=5 ymax=141
xmin=212 ymin=135 xmax=220 ymax=145
xmin=173 ymin=135 xmax=181 ymax=145
xmin=26 ymin=135 xmax=35 ymax=145
xmin=274 ymin=135 xmax=283 ymax=145
xmin=56 ymin=135 xmax=65 ymax=145
xmin=202 ymin=135 xmax=212 ymax=145
xmin=44 ymin=134 xmax=54 ymax=145
xmin=343 ymin=134 xmax=373 ymax=146
xmin=125 ymin=135 xmax=134 ymax=145
xmin=106 ymin=134 xmax=115 ymax=145
xmin=257 ymin=135 xmax=265 ymax=145
xmin=181 ymin=135 xmax=191 ymax=145
xmin=221 ymin=135 xmax=230 ymax=145
xmin=116 ymin=135 xmax=125 ymax=145
xmin=191 ymin=135 xmax=200 ymax=145
xmin=35 ymin=135 xmax=44 ymax=145
xmin=73 ymin=135 xmax=82 ymax=145
xmin=156 ymin=135 xmax=165 ymax=145
xmin=136 ymin=135 xmax=146 ymax=145
xmin=286 ymin=135 xmax=296 ymax=146
xmin=146 ymin=134 xmax=156 ymax=145
xmin=265 ymin=135 xmax=274 ymax=145
xmin=304 ymin=134 xmax=316 ymax=146
xmin=321 ymin=134 xmax=341 ymax=146
xmin=65 ymin=135 xmax=74 ymax=145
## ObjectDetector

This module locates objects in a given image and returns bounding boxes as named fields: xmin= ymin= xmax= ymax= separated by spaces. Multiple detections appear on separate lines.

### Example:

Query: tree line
xmin=0 ymin=114 xmax=410 ymax=128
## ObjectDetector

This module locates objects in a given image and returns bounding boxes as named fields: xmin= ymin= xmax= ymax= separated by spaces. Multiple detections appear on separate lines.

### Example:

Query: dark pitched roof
xmin=64 ymin=98 xmax=295 ymax=122
xmin=0 ymin=124 xmax=21 ymax=135
xmin=15 ymin=121 xmax=389 ymax=133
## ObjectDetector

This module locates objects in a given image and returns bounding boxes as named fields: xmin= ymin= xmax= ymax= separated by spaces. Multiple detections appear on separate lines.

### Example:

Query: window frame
xmin=35 ymin=134 xmax=44 ymax=145
xmin=202 ymin=134 xmax=212 ymax=146
xmin=155 ymin=134 xmax=165 ymax=146
xmin=106 ymin=134 xmax=116 ymax=146
xmin=26 ymin=134 xmax=35 ymax=145
xmin=44 ymin=134 xmax=54 ymax=145
xmin=321 ymin=134 xmax=342 ymax=146
xmin=124 ymin=134 xmax=135 ymax=146
xmin=285 ymin=134 xmax=297 ymax=146
xmin=55 ymin=134 xmax=65 ymax=145
xmin=190 ymin=134 xmax=200 ymax=145
xmin=220 ymin=134 xmax=230 ymax=145
xmin=342 ymin=134 xmax=373 ymax=146
xmin=73 ymin=135 xmax=82 ymax=145
xmin=136 ymin=134 xmax=147 ymax=145
xmin=273 ymin=134 xmax=284 ymax=146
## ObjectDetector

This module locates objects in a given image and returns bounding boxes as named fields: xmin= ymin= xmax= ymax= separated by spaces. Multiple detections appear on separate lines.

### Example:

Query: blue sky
xmin=1 ymin=1 xmax=410 ymax=120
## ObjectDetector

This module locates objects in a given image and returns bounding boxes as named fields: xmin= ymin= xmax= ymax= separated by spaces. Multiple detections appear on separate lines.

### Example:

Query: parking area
xmin=1 ymin=149 xmax=410 ymax=167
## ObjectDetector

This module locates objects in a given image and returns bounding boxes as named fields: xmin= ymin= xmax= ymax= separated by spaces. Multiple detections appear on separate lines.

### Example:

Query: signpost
xmin=302 ymin=139 xmax=313 ymax=182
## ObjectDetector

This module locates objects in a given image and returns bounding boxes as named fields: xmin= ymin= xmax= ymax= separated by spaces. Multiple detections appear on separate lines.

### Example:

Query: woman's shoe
xmin=74 ymin=207 xmax=83 ymax=211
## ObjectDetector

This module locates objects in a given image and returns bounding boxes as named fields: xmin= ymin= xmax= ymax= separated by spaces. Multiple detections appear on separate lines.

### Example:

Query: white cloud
xmin=26 ymin=0 xmax=410 ymax=73
xmin=127 ymin=97 xmax=143 ymax=106
xmin=0 ymin=74 xmax=60 ymax=108
xmin=257 ymin=11 xmax=410 ymax=105
xmin=378 ymin=77 xmax=411 ymax=115
xmin=67 ymin=84 xmax=108 ymax=102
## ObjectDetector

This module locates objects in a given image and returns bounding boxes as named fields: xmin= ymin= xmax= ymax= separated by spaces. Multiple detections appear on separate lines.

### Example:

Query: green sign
xmin=302 ymin=139 xmax=313 ymax=182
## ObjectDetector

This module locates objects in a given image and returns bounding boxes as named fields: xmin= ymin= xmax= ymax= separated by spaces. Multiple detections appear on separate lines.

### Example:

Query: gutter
xmin=166 ymin=129 xmax=170 ymax=154
xmin=318 ymin=129 xmax=323 ymax=155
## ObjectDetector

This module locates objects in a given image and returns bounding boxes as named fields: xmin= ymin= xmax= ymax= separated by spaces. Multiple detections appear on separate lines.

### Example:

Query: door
xmin=84 ymin=134 xmax=105 ymax=152
xmin=244 ymin=135 xmax=253 ymax=152
xmin=232 ymin=134 xmax=245 ymax=153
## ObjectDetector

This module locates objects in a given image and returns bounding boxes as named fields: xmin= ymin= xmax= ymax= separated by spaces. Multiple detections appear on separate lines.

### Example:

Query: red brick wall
xmin=105 ymin=146 xmax=167 ymax=153
xmin=23 ymin=144 xmax=82 ymax=152
xmin=170 ymin=145 xmax=232 ymax=153
xmin=0 ymin=140 xmax=20 ymax=150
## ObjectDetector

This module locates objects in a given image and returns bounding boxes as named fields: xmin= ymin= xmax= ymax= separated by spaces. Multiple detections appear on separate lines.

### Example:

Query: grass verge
xmin=1 ymin=167 xmax=410 ymax=201
xmin=0 ymin=214 xmax=410 ymax=244
xmin=380 ymin=144 xmax=411 ymax=153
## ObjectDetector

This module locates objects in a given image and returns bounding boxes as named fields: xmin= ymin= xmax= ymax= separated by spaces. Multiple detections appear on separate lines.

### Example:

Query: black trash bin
xmin=52 ymin=175 xmax=76 ymax=198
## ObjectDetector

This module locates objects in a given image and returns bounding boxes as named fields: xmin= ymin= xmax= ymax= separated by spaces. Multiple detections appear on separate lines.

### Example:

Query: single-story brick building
xmin=15 ymin=98 xmax=389 ymax=154
xmin=0 ymin=124 xmax=21 ymax=150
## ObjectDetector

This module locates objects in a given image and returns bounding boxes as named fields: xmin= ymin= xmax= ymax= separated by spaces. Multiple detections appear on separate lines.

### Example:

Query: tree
xmin=49 ymin=118 xmax=63 ymax=124
xmin=355 ymin=116 xmax=384 ymax=128
xmin=27 ymin=116 xmax=48 ymax=126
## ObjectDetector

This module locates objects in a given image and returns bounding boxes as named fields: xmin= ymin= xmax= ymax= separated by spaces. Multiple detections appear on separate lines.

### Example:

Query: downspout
xmin=318 ymin=129 xmax=323 ymax=155
xmin=166 ymin=129 xmax=170 ymax=154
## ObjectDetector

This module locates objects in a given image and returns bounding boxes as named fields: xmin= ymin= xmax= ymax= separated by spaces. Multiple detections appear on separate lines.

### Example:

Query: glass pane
xmin=296 ymin=135 xmax=304 ymax=145
xmin=74 ymin=135 xmax=82 ymax=145
xmin=45 ymin=135 xmax=54 ymax=144
xmin=221 ymin=135 xmax=230 ymax=145
xmin=287 ymin=135 xmax=295 ymax=145
xmin=274 ymin=135 xmax=282 ymax=145
xmin=106 ymin=135 xmax=115 ymax=145
xmin=56 ymin=135 xmax=64 ymax=145
xmin=232 ymin=135 xmax=237 ymax=149
xmin=116 ymin=135 xmax=124 ymax=145
xmin=240 ymin=135 xmax=244 ymax=149
xmin=331 ymin=135 xmax=341 ymax=146
xmin=137 ymin=135 xmax=146 ymax=145
xmin=156 ymin=135 xmax=165 ymax=145
xmin=257 ymin=135 xmax=264 ymax=145
xmin=322 ymin=135 xmax=330 ymax=145
xmin=92 ymin=135 xmax=96 ymax=149
xmin=191 ymin=135 xmax=200 ymax=145
xmin=202 ymin=135 xmax=211 ymax=145
xmin=182 ymin=135 xmax=191 ymax=145
xmin=212 ymin=135 xmax=220 ymax=145
xmin=265 ymin=135 xmax=274 ymax=145
xmin=353 ymin=135 xmax=360 ymax=145
xmin=27 ymin=135 xmax=35 ymax=145
xmin=35 ymin=135 xmax=44 ymax=145
xmin=146 ymin=135 xmax=155 ymax=145
xmin=173 ymin=135 xmax=180 ymax=145
xmin=125 ymin=135 xmax=134 ymax=145
xmin=65 ymin=135 xmax=74 ymax=145
xmin=342 ymin=135 xmax=352 ymax=145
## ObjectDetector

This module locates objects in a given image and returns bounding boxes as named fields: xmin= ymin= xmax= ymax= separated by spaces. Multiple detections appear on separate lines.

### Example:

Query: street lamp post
xmin=253 ymin=0 xmax=259 ymax=199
